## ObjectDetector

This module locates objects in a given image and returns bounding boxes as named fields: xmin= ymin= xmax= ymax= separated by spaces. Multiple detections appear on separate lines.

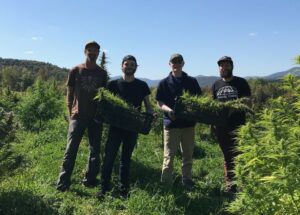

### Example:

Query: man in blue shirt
xmin=156 ymin=54 xmax=202 ymax=189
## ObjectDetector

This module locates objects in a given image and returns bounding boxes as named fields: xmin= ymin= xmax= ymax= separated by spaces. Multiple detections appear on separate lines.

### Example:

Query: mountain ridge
xmin=1 ymin=57 xmax=299 ymax=87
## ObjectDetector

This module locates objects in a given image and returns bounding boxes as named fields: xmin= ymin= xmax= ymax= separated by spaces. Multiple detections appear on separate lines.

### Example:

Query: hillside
xmin=1 ymin=57 xmax=299 ymax=88
xmin=112 ymin=67 xmax=300 ymax=88
xmin=263 ymin=66 xmax=300 ymax=80
xmin=0 ymin=57 xmax=69 ymax=83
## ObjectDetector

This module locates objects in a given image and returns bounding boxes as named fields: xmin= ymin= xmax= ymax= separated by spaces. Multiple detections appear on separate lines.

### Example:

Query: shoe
xmin=56 ymin=184 xmax=69 ymax=192
xmin=96 ymin=190 xmax=106 ymax=201
xmin=82 ymin=179 xmax=100 ymax=188
xmin=97 ymin=183 xmax=111 ymax=200
xmin=119 ymin=189 xmax=130 ymax=200
xmin=182 ymin=179 xmax=195 ymax=191
xmin=225 ymin=184 xmax=237 ymax=194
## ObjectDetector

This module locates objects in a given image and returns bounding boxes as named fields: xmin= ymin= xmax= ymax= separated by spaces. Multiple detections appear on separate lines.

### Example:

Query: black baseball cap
xmin=122 ymin=55 xmax=137 ymax=64
xmin=85 ymin=41 xmax=100 ymax=50
xmin=169 ymin=53 xmax=184 ymax=64
xmin=217 ymin=56 xmax=233 ymax=66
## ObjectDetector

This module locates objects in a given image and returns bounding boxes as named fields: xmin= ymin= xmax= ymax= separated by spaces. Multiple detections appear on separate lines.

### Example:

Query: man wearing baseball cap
xmin=211 ymin=56 xmax=251 ymax=193
xmin=98 ymin=55 xmax=154 ymax=199
xmin=56 ymin=41 xmax=107 ymax=191
xmin=156 ymin=53 xmax=202 ymax=190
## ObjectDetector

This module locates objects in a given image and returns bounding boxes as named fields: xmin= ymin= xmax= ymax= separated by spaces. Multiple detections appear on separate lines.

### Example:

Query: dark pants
xmin=101 ymin=126 xmax=138 ymax=192
xmin=57 ymin=118 xmax=102 ymax=187
xmin=215 ymin=126 xmax=238 ymax=191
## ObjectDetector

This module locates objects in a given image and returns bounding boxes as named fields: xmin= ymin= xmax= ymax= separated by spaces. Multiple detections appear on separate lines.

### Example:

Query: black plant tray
xmin=95 ymin=99 xmax=153 ymax=134
xmin=174 ymin=98 xmax=231 ymax=126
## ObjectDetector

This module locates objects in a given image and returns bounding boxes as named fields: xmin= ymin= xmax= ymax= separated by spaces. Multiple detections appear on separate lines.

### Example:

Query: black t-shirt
xmin=156 ymin=72 xmax=202 ymax=128
xmin=107 ymin=78 xmax=151 ymax=110
xmin=211 ymin=76 xmax=251 ymax=127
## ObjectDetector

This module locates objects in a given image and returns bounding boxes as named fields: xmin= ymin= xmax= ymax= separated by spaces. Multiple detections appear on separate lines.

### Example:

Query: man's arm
xmin=157 ymin=101 xmax=175 ymax=121
xmin=67 ymin=86 xmax=74 ymax=115
xmin=143 ymin=95 xmax=154 ymax=114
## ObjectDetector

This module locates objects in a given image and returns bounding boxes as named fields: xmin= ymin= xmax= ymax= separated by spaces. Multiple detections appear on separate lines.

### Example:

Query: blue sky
xmin=0 ymin=0 xmax=299 ymax=79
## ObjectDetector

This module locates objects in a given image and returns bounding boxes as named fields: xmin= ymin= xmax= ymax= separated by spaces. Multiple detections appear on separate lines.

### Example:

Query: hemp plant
xmin=228 ymin=75 xmax=300 ymax=215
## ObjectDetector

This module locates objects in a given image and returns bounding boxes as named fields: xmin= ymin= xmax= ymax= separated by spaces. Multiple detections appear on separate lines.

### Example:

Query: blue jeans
xmin=57 ymin=118 xmax=102 ymax=187
xmin=101 ymin=126 xmax=138 ymax=192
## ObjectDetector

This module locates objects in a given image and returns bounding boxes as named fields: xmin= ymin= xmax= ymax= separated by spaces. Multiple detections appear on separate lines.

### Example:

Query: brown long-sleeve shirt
xmin=67 ymin=63 xmax=107 ymax=119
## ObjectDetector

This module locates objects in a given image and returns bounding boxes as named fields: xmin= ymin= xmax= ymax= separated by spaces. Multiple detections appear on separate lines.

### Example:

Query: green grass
xmin=0 ymin=116 xmax=233 ymax=215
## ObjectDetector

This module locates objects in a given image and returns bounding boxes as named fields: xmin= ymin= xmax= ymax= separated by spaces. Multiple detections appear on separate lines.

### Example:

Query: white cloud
xmin=249 ymin=32 xmax=258 ymax=37
xmin=31 ymin=36 xmax=43 ymax=41
xmin=24 ymin=51 xmax=34 ymax=55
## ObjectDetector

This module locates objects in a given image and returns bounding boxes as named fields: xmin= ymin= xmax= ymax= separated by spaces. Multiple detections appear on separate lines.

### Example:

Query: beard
xmin=87 ymin=54 xmax=98 ymax=62
xmin=124 ymin=68 xmax=136 ymax=76
xmin=221 ymin=69 xmax=233 ymax=79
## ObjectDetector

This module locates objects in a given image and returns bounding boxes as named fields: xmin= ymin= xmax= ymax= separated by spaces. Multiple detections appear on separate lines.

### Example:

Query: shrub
xmin=16 ymin=79 xmax=64 ymax=132
xmin=228 ymin=75 xmax=300 ymax=215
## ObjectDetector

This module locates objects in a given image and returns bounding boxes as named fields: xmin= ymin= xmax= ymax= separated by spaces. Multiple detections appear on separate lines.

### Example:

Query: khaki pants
xmin=161 ymin=126 xmax=195 ymax=183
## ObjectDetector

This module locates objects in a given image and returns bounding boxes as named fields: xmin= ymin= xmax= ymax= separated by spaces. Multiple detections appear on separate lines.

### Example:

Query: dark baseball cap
xmin=122 ymin=55 xmax=137 ymax=64
xmin=217 ymin=56 xmax=233 ymax=66
xmin=169 ymin=53 xmax=184 ymax=64
xmin=85 ymin=41 xmax=100 ymax=50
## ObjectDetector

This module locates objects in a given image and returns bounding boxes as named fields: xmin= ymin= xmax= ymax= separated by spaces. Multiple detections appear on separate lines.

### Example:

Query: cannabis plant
xmin=228 ymin=75 xmax=300 ymax=215
xmin=95 ymin=88 xmax=153 ymax=134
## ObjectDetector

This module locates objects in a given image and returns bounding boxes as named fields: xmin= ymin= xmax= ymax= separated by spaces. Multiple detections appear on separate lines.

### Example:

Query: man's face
xmin=219 ymin=61 xmax=233 ymax=78
xmin=122 ymin=60 xmax=137 ymax=76
xmin=169 ymin=61 xmax=184 ymax=73
xmin=85 ymin=46 xmax=99 ymax=62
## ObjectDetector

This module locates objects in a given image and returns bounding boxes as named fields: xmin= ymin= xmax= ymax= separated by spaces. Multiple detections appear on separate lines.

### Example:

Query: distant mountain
xmin=1 ymin=57 xmax=299 ymax=88
xmin=138 ymin=67 xmax=300 ymax=88
xmin=110 ymin=75 xmax=218 ymax=88
xmin=262 ymin=67 xmax=300 ymax=80
xmin=110 ymin=76 xmax=160 ymax=88
xmin=194 ymin=75 xmax=219 ymax=88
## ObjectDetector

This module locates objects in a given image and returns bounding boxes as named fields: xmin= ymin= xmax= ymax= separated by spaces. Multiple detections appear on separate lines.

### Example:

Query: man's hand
xmin=168 ymin=109 xmax=176 ymax=121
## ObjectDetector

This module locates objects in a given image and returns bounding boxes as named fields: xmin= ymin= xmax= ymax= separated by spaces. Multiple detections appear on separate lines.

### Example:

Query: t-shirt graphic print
xmin=216 ymin=85 xmax=238 ymax=101
xmin=80 ymin=75 xmax=99 ymax=93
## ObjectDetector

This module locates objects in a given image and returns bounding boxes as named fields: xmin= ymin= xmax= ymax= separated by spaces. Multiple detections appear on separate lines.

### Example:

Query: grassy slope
xmin=0 ymin=117 xmax=233 ymax=215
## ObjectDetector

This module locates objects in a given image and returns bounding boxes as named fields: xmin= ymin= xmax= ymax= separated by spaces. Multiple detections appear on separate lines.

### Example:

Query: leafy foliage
xmin=95 ymin=88 xmax=153 ymax=134
xmin=179 ymin=91 xmax=252 ymax=113
xmin=0 ymin=107 xmax=15 ymax=146
xmin=0 ymin=58 xmax=68 ymax=88
xmin=174 ymin=92 xmax=252 ymax=125
xmin=228 ymin=75 xmax=300 ymax=215
xmin=95 ymin=88 xmax=134 ymax=110
xmin=16 ymin=79 xmax=64 ymax=132
xmin=294 ymin=55 xmax=300 ymax=65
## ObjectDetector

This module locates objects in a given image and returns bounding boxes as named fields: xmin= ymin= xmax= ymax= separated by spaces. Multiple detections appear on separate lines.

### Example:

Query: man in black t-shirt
xmin=156 ymin=54 xmax=202 ymax=189
xmin=57 ymin=41 xmax=107 ymax=192
xmin=211 ymin=56 xmax=251 ymax=193
xmin=98 ymin=55 xmax=154 ymax=199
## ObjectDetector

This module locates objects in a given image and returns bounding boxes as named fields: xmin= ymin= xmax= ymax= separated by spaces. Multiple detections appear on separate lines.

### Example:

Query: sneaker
xmin=96 ymin=190 xmax=106 ymax=201
xmin=119 ymin=189 xmax=130 ymax=200
xmin=182 ymin=179 xmax=195 ymax=191
xmin=82 ymin=179 xmax=100 ymax=188
xmin=56 ymin=184 xmax=69 ymax=192
xmin=225 ymin=184 xmax=237 ymax=194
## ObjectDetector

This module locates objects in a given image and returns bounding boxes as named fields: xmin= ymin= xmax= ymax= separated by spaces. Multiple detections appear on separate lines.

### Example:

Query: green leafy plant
xmin=228 ymin=75 xmax=300 ymax=215
xmin=0 ymin=107 xmax=15 ymax=146
xmin=175 ymin=91 xmax=252 ymax=125
xmin=16 ymin=79 xmax=64 ymax=132
xmin=95 ymin=88 xmax=153 ymax=134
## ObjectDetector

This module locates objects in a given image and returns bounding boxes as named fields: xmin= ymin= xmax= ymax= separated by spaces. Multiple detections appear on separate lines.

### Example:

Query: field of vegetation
xmin=0 ymin=57 xmax=299 ymax=214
